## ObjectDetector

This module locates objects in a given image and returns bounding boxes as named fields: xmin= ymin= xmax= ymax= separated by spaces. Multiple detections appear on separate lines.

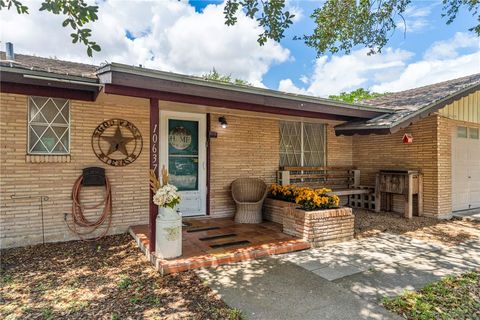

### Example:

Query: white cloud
xmin=0 ymin=0 xmax=290 ymax=86
xmin=278 ymin=78 xmax=308 ymax=95
xmin=279 ymin=48 xmax=413 ymax=97
xmin=285 ymin=0 xmax=304 ymax=23
xmin=279 ymin=32 xmax=480 ymax=96
xmin=423 ymin=32 xmax=479 ymax=60
xmin=373 ymin=32 xmax=480 ymax=92
xmin=396 ymin=4 xmax=434 ymax=33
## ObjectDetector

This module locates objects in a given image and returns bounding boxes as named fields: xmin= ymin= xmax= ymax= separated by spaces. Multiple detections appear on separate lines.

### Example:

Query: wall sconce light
xmin=218 ymin=116 xmax=228 ymax=128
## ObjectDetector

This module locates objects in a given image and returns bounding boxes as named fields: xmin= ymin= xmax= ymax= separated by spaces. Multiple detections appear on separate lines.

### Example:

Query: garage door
xmin=452 ymin=126 xmax=480 ymax=211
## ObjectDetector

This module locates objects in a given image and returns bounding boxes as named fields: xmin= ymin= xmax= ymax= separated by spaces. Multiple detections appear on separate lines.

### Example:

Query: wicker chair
xmin=231 ymin=178 xmax=268 ymax=224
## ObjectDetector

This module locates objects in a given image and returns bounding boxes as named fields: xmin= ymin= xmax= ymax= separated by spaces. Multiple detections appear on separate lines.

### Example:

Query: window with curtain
xmin=27 ymin=96 xmax=70 ymax=154
xmin=279 ymin=121 xmax=326 ymax=167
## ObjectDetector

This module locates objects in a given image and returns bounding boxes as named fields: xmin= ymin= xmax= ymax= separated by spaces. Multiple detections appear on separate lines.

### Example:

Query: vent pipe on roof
xmin=6 ymin=42 xmax=14 ymax=60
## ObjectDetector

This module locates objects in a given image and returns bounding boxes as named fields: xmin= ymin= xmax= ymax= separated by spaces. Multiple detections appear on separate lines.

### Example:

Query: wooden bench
xmin=277 ymin=166 xmax=374 ymax=208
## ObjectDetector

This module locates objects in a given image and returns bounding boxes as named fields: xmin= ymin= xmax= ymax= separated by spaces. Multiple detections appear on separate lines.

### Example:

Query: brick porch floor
xmin=129 ymin=217 xmax=310 ymax=275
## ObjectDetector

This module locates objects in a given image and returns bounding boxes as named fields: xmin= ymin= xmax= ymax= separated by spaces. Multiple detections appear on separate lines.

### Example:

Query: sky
xmin=1 ymin=0 xmax=479 ymax=97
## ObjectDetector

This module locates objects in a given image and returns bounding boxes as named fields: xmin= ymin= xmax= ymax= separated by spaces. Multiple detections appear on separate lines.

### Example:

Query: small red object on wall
xmin=403 ymin=133 xmax=413 ymax=144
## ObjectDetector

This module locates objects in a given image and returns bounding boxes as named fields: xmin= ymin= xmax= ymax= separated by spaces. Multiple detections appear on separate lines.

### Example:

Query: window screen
xmin=28 ymin=96 xmax=70 ymax=154
xmin=279 ymin=121 xmax=326 ymax=167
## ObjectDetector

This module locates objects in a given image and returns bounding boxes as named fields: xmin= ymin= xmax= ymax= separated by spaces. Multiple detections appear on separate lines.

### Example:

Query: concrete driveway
xmin=196 ymin=233 xmax=480 ymax=320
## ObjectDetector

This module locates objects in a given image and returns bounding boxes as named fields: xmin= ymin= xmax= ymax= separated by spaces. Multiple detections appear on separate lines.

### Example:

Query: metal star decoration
xmin=101 ymin=125 xmax=134 ymax=156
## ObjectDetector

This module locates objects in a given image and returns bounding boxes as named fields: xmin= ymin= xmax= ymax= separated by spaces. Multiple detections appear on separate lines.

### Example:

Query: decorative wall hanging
xmin=92 ymin=119 xmax=143 ymax=166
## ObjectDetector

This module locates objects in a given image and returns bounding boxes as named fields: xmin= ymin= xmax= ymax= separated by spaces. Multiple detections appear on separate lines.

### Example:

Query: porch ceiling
xmin=97 ymin=63 xmax=391 ymax=122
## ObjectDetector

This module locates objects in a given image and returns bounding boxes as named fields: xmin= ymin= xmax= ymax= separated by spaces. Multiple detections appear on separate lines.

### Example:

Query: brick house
xmin=1 ymin=51 xmax=479 ymax=249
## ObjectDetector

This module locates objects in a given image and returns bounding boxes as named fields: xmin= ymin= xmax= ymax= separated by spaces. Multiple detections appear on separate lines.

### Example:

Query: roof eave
xmin=335 ymin=81 xmax=480 ymax=136
xmin=334 ymin=126 xmax=392 ymax=136
xmin=0 ymin=65 xmax=98 ymax=83
xmin=0 ymin=66 xmax=101 ymax=101
xmin=388 ymin=82 xmax=480 ymax=133
xmin=97 ymin=63 xmax=391 ymax=120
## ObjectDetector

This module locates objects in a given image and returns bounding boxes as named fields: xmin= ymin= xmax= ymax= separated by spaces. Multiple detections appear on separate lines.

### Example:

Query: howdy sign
xmin=92 ymin=119 xmax=143 ymax=166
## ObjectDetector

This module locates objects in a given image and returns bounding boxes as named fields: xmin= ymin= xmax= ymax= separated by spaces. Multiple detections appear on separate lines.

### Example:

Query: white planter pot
xmin=155 ymin=206 xmax=182 ymax=259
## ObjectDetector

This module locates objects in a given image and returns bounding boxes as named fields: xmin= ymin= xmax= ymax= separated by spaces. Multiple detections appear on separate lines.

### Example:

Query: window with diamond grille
xmin=28 ymin=96 xmax=70 ymax=154
xmin=279 ymin=121 xmax=325 ymax=167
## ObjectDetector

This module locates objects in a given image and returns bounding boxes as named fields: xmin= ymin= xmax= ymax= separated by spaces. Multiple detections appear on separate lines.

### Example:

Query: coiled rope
xmin=68 ymin=175 xmax=112 ymax=241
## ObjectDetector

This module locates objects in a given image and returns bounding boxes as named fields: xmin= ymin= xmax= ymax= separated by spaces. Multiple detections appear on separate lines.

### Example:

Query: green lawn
xmin=383 ymin=270 xmax=480 ymax=320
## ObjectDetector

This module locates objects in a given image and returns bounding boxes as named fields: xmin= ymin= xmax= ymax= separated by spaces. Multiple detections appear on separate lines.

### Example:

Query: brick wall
xmin=209 ymin=114 xmax=279 ymax=217
xmin=1 ymin=92 xmax=150 ymax=248
xmin=352 ymin=116 xmax=442 ymax=216
xmin=283 ymin=207 xmax=354 ymax=247
xmin=326 ymin=124 xmax=353 ymax=166
xmin=0 ymin=91 xmax=362 ymax=247
xmin=208 ymin=118 xmax=352 ymax=218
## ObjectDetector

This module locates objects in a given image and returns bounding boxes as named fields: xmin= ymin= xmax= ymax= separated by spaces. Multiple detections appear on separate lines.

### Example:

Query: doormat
xmin=199 ymin=233 xmax=237 ymax=241
xmin=186 ymin=226 xmax=220 ymax=233
xmin=210 ymin=240 xmax=250 ymax=249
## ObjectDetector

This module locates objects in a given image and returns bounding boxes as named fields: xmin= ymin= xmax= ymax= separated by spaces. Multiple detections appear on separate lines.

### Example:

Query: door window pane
xmin=168 ymin=119 xmax=198 ymax=191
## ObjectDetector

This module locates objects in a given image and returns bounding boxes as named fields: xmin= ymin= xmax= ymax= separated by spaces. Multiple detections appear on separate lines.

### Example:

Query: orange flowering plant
xmin=269 ymin=184 xmax=299 ymax=202
xmin=295 ymin=188 xmax=340 ymax=211
xmin=269 ymin=184 xmax=340 ymax=211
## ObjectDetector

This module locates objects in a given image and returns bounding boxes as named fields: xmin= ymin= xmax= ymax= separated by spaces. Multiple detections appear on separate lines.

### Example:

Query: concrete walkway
xmin=196 ymin=257 xmax=399 ymax=320
xmin=452 ymin=208 xmax=480 ymax=221
xmin=197 ymin=233 xmax=480 ymax=320
xmin=279 ymin=233 xmax=480 ymax=302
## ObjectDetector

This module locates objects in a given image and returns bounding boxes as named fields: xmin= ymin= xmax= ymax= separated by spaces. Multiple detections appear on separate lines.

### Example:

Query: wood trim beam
xmin=206 ymin=113 xmax=211 ymax=216
xmin=1 ymin=81 xmax=97 ymax=101
xmin=104 ymin=84 xmax=358 ymax=122
xmin=334 ymin=127 xmax=392 ymax=136
xmin=149 ymin=98 xmax=160 ymax=252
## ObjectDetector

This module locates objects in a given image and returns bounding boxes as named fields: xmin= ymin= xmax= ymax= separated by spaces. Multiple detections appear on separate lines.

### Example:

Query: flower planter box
xmin=283 ymin=207 xmax=354 ymax=247
xmin=263 ymin=198 xmax=297 ymax=224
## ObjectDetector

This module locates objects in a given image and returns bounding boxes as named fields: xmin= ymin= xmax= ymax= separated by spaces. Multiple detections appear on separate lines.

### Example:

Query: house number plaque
xmin=92 ymin=119 xmax=143 ymax=166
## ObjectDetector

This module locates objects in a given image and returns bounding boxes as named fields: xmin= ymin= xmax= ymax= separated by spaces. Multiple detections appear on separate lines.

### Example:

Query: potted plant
xmin=150 ymin=166 xmax=182 ymax=259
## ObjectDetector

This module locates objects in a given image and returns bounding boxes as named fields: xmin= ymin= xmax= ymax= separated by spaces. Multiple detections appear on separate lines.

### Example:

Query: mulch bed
xmin=0 ymin=234 xmax=241 ymax=320
xmin=2 ymin=211 xmax=479 ymax=319
xmin=354 ymin=209 xmax=480 ymax=246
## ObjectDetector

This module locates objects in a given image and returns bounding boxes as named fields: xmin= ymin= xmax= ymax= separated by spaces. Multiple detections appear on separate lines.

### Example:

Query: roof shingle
xmin=335 ymin=73 xmax=480 ymax=134
xmin=0 ymin=51 xmax=97 ymax=78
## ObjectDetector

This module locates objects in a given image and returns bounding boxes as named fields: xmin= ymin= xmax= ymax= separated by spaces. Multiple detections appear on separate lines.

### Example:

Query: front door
xmin=160 ymin=111 xmax=206 ymax=216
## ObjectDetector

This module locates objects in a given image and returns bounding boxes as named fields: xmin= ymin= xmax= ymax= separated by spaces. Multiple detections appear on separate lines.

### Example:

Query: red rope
xmin=67 ymin=175 xmax=113 ymax=241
